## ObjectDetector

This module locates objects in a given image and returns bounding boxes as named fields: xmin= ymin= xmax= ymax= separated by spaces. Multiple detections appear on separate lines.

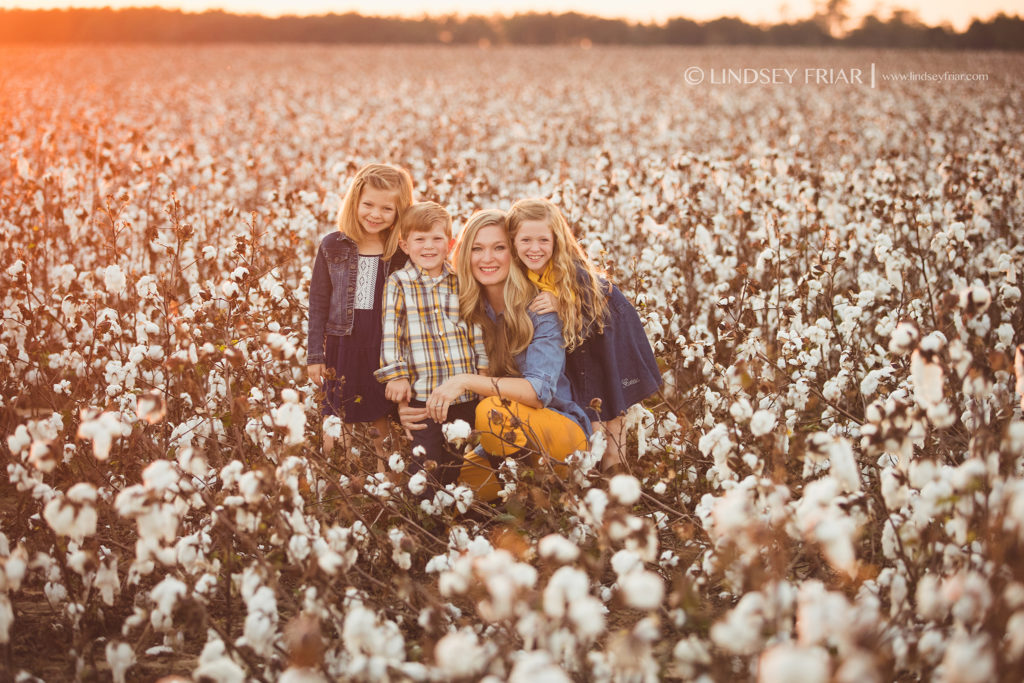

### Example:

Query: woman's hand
xmin=398 ymin=401 xmax=429 ymax=437
xmin=528 ymin=291 xmax=558 ymax=315
xmin=307 ymin=363 xmax=325 ymax=387
xmin=426 ymin=374 xmax=470 ymax=423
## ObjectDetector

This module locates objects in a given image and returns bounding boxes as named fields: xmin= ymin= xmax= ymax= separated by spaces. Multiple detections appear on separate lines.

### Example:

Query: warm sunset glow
xmin=3 ymin=0 xmax=1019 ymax=31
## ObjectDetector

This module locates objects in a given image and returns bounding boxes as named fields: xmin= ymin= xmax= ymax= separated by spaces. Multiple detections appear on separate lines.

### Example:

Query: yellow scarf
xmin=527 ymin=265 xmax=559 ymax=295
xmin=527 ymin=265 xmax=578 ymax=311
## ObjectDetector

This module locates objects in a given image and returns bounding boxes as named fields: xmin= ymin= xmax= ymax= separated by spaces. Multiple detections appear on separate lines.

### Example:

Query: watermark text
xmin=683 ymin=64 xmax=990 ymax=89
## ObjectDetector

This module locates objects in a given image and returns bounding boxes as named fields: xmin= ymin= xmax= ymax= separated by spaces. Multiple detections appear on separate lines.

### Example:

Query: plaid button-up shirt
xmin=375 ymin=261 xmax=488 ymax=404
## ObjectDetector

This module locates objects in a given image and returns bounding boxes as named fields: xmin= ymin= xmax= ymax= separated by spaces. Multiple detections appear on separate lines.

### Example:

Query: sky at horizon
xmin=2 ymin=0 xmax=1020 ymax=31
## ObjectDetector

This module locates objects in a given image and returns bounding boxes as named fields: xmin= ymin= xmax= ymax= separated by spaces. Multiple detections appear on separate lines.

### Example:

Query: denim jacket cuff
xmin=306 ymin=352 xmax=325 ymax=366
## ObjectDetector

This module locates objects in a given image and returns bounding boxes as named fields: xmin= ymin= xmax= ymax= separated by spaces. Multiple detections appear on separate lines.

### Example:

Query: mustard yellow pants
xmin=459 ymin=396 xmax=588 ymax=502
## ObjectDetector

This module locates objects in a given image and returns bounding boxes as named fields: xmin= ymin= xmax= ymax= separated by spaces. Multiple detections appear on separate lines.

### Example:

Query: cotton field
xmin=1 ymin=44 xmax=1023 ymax=681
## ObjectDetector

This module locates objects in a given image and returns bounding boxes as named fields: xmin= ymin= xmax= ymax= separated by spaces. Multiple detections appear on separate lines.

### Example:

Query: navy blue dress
xmin=565 ymin=279 xmax=662 ymax=423
xmin=322 ymin=254 xmax=394 ymax=424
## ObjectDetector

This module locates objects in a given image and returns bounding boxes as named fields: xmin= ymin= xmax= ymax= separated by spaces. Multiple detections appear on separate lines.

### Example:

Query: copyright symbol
xmin=684 ymin=66 xmax=704 ymax=85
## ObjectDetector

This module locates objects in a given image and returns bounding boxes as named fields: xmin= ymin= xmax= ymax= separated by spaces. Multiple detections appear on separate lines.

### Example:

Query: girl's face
xmin=357 ymin=185 xmax=399 ymax=236
xmin=470 ymin=224 xmax=512 ymax=288
xmin=513 ymin=219 xmax=554 ymax=274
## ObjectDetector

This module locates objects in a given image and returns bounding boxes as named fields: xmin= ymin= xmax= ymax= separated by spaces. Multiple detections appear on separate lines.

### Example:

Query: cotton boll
xmin=103 ymin=264 xmax=127 ymax=295
xmin=583 ymin=488 xmax=608 ymax=525
xmin=543 ymin=566 xmax=590 ymax=619
xmin=938 ymin=633 xmax=994 ymax=683
xmin=136 ymin=391 xmax=167 ymax=425
xmin=958 ymin=285 xmax=991 ymax=316
xmin=1005 ymin=612 xmax=1024 ymax=660
xmin=698 ymin=423 xmax=735 ymax=478
xmin=758 ymin=643 xmax=829 ymax=683
xmin=611 ymin=549 xmax=643 ymax=577
xmin=242 ymin=586 xmax=279 ymax=652
xmin=149 ymin=576 xmax=186 ymax=631
xmin=2 ymin=547 xmax=27 ymax=592
xmin=195 ymin=634 xmax=245 ymax=683
xmin=710 ymin=591 xmax=766 ymax=655
xmin=946 ymin=571 xmax=993 ymax=626
xmin=265 ymin=332 xmax=296 ymax=359
xmin=729 ymin=397 xmax=753 ymax=422
xmin=442 ymin=419 xmax=471 ymax=444
xmin=178 ymin=447 xmax=209 ymax=479
xmin=910 ymin=349 xmax=944 ymax=408
xmin=995 ymin=323 xmax=1016 ymax=352
xmin=834 ymin=652 xmax=881 ymax=683
xmin=750 ymin=410 xmax=777 ymax=436
xmin=919 ymin=331 xmax=947 ymax=353
xmin=28 ymin=441 xmax=57 ymax=473
xmin=439 ymin=563 xmax=470 ymax=597
xmin=105 ymin=641 xmax=135 ymax=683
xmin=794 ymin=478 xmax=859 ymax=576
xmin=508 ymin=650 xmax=571 ymax=683
xmin=608 ymin=474 xmax=641 ymax=505
xmin=142 ymin=460 xmax=180 ymax=493
xmin=76 ymin=409 xmax=129 ymax=460
xmin=435 ymin=629 xmax=488 ymax=679
xmin=889 ymin=320 xmax=919 ymax=354
xmin=7 ymin=424 xmax=30 ymax=457
xmin=860 ymin=366 xmax=894 ymax=397
xmin=673 ymin=635 xmax=711 ymax=678
xmin=43 ymin=494 xmax=97 ymax=544
xmin=272 ymin=397 xmax=307 ymax=446
xmin=538 ymin=534 xmax=580 ymax=564
xmin=451 ymin=485 xmax=473 ymax=514
xmin=618 ymin=570 xmax=664 ymax=611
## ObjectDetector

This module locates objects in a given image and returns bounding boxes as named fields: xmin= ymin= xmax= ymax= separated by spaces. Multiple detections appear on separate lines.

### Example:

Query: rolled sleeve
xmin=375 ymin=276 xmax=410 ymax=383
xmin=519 ymin=312 xmax=565 ymax=408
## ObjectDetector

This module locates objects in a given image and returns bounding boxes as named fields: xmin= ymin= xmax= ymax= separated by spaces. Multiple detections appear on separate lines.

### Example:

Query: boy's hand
xmin=386 ymin=378 xmax=413 ymax=403
xmin=308 ymin=364 xmax=325 ymax=386
xmin=528 ymin=291 xmax=557 ymax=315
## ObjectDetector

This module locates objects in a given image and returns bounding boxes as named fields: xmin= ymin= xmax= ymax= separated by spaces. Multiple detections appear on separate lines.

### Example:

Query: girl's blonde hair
xmin=507 ymin=198 xmax=608 ymax=351
xmin=454 ymin=209 xmax=536 ymax=378
xmin=337 ymin=163 xmax=414 ymax=259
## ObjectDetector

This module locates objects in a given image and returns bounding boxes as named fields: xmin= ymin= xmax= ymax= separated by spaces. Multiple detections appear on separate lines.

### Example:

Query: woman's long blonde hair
xmin=507 ymin=198 xmax=608 ymax=350
xmin=336 ymin=163 xmax=414 ymax=259
xmin=454 ymin=209 xmax=536 ymax=377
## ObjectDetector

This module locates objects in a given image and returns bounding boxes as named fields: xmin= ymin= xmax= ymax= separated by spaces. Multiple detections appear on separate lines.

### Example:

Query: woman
xmin=402 ymin=209 xmax=591 ymax=502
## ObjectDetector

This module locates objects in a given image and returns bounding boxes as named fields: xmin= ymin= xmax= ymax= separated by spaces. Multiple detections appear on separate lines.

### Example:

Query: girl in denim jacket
xmin=306 ymin=163 xmax=412 ymax=469
xmin=507 ymin=198 xmax=661 ymax=476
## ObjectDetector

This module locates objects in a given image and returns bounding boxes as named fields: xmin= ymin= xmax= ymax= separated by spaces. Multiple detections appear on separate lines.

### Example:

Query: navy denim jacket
xmin=306 ymin=231 xmax=407 ymax=366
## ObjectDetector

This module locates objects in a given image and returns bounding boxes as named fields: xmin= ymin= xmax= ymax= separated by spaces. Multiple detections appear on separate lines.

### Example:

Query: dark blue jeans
xmin=408 ymin=399 xmax=478 ymax=488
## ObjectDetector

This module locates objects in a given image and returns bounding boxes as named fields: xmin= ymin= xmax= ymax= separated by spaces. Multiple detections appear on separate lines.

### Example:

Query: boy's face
xmin=400 ymin=221 xmax=450 ymax=276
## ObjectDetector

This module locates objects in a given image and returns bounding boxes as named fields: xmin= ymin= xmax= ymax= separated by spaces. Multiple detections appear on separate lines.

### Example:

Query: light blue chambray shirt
xmin=485 ymin=303 xmax=592 ymax=437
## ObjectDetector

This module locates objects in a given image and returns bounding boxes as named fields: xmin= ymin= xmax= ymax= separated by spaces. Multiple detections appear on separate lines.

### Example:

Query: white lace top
xmin=354 ymin=255 xmax=380 ymax=310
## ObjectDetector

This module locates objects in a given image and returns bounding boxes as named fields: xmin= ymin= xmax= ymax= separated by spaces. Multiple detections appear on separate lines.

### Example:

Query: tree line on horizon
xmin=0 ymin=7 xmax=1022 ymax=49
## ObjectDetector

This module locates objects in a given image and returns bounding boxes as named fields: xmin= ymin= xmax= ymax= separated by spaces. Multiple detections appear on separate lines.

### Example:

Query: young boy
xmin=375 ymin=202 xmax=487 ymax=488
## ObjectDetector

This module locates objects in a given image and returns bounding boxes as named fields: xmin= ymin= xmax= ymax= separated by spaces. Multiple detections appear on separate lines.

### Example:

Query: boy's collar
xmin=407 ymin=260 xmax=453 ymax=280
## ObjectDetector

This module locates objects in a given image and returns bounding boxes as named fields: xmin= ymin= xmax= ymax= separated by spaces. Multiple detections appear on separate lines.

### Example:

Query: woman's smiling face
xmin=470 ymin=223 xmax=512 ymax=287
